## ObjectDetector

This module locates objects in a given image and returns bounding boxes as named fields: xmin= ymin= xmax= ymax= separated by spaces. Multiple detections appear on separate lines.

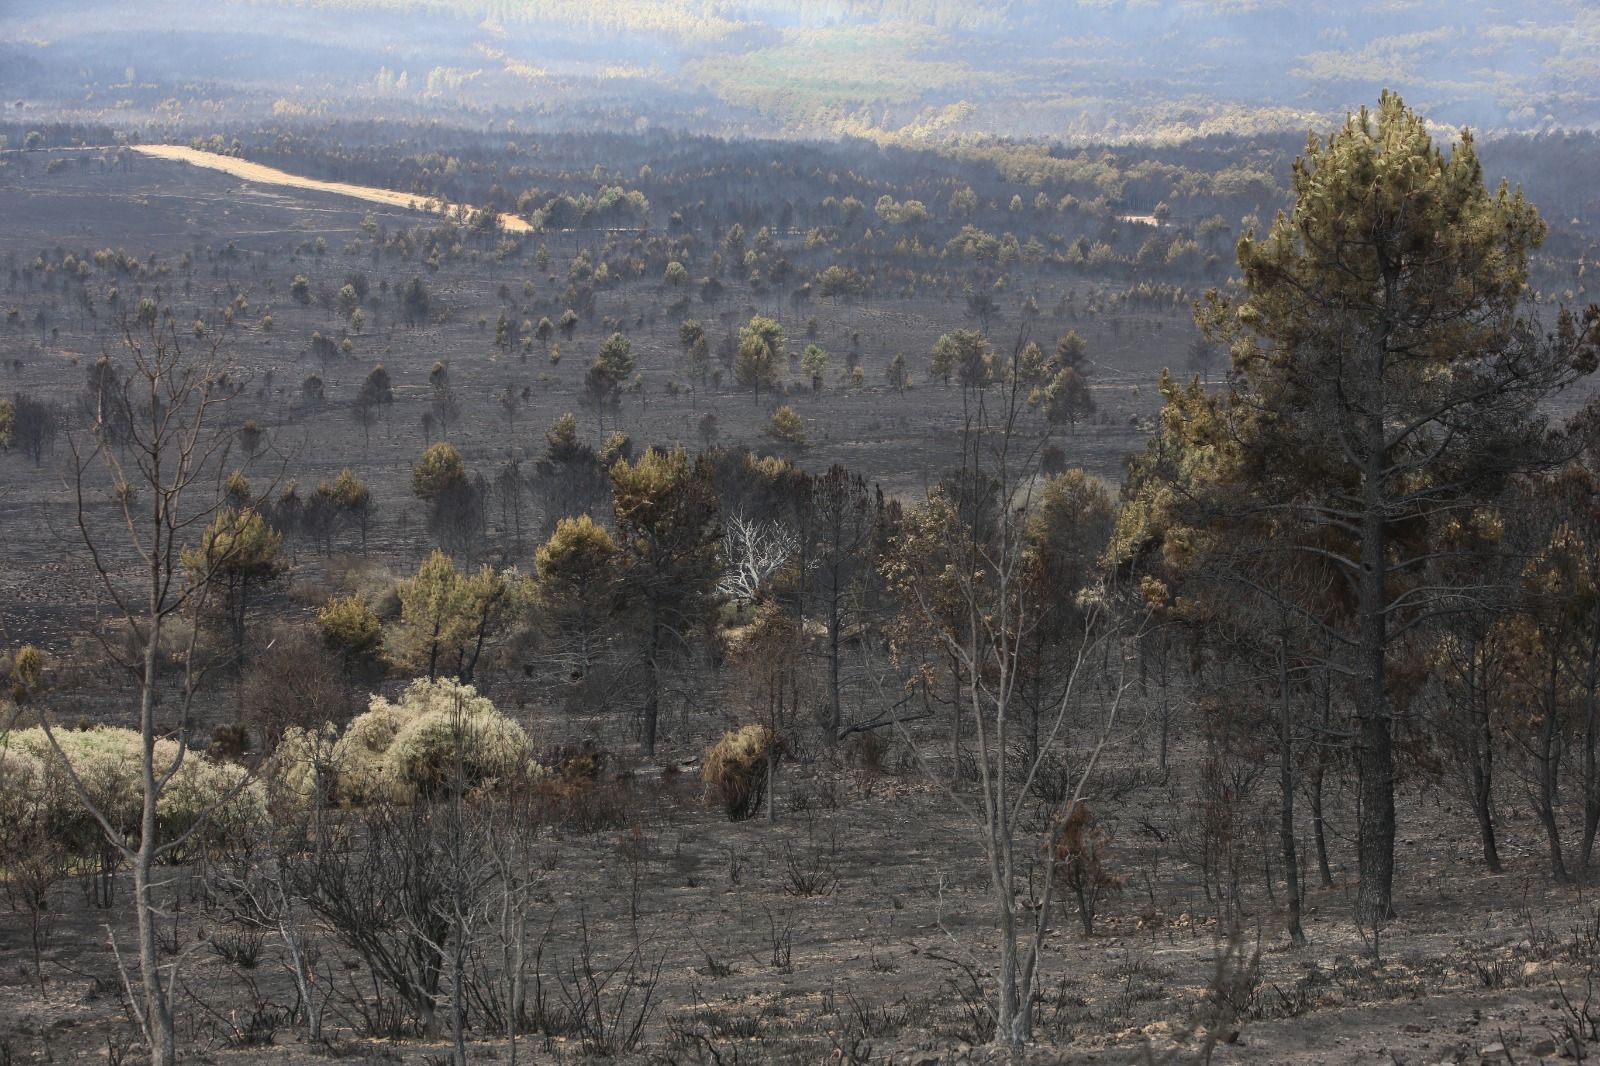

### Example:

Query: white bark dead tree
xmin=39 ymin=310 xmax=252 ymax=1065
xmin=718 ymin=512 xmax=799 ymax=607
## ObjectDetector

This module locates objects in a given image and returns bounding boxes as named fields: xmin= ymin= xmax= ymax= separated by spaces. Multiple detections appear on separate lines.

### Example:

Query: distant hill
xmin=3 ymin=0 xmax=1598 ymax=142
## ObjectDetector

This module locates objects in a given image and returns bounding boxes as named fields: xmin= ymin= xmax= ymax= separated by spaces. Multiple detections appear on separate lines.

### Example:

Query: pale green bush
xmin=0 ymin=744 xmax=47 ymax=824
xmin=329 ymin=701 xmax=406 ymax=805
xmin=7 ymin=726 xmax=143 ymax=846
xmin=384 ymin=703 xmax=531 ymax=800
xmin=317 ymin=677 xmax=537 ymax=805
xmin=271 ymin=722 xmax=341 ymax=808
xmin=0 ymin=726 xmax=266 ymax=851
xmin=159 ymin=746 xmax=268 ymax=846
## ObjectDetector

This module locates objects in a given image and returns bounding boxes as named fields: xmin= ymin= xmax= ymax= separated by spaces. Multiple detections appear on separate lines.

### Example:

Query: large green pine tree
xmin=1143 ymin=93 xmax=1599 ymax=924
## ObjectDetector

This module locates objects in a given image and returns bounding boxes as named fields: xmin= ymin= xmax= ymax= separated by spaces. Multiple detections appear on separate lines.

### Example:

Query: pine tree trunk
xmin=642 ymin=611 xmax=661 ymax=755
xmin=1471 ymin=658 xmax=1502 ymax=872
xmin=1355 ymin=438 xmax=1396 ymax=926
xmin=1311 ymin=760 xmax=1333 ymax=888
xmin=826 ymin=581 xmax=842 ymax=740
xmin=1582 ymin=642 xmax=1600 ymax=869
xmin=1279 ymin=635 xmax=1306 ymax=946
xmin=1538 ymin=657 xmax=1568 ymax=883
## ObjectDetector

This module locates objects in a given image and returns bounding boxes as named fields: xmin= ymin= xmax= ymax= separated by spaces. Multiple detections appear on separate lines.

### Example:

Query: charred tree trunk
xmin=1279 ymin=633 xmax=1305 ymax=946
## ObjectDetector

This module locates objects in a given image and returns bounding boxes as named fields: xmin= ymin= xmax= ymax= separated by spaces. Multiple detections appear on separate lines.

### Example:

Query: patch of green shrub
xmin=271 ymin=722 xmax=341 ymax=808
xmin=284 ymin=677 xmax=539 ymax=806
xmin=0 ymin=725 xmax=266 ymax=852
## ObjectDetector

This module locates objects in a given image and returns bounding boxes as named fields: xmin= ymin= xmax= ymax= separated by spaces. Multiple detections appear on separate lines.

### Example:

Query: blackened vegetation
xmin=3 ymin=95 xmax=1600 ymax=1064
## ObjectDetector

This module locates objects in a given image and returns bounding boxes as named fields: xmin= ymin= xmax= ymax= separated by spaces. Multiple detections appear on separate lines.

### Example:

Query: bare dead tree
xmin=38 ymin=308 xmax=256 ymax=1066
xmin=208 ymin=837 xmax=331 ymax=1043
xmin=288 ymin=803 xmax=456 ymax=1038
xmin=718 ymin=512 xmax=799 ymax=607
xmin=881 ymin=336 xmax=1139 ymax=1045
xmin=479 ymin=787 xmax=550 ymax=1066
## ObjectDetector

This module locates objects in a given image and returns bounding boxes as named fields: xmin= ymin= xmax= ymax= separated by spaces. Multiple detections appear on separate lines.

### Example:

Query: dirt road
xmin=130 ymin=144 xmax=534 ymax=233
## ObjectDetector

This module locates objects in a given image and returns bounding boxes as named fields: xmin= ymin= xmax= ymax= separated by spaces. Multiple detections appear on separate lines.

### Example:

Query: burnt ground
xmin=3 ymin=700 xmax=1600 ymax=1065
xmin=5 ymin=153 xmax=1600 ymax=1066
